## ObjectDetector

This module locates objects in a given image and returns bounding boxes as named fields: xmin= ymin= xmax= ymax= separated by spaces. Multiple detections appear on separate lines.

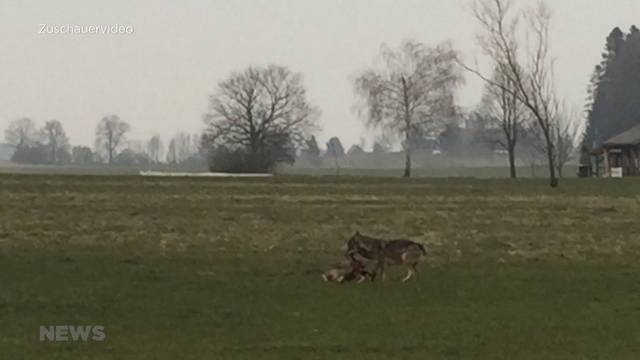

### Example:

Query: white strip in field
xmin=139 ymin=171 xmax=273 ymax=178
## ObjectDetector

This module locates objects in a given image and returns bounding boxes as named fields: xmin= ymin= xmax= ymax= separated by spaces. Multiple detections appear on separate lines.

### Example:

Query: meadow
xmin=1 ymin=173 xmax=640 ymax=359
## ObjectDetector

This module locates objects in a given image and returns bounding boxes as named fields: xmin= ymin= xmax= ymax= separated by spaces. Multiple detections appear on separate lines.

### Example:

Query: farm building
xmin=591 ymin=124 xmax=640 ymax=177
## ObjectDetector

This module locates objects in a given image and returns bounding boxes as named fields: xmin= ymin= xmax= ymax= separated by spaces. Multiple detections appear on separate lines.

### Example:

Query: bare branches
xmin=354 ymin=39 xmax=464 ymax=177
xmin=203 ymin=65 xmax=319 ymax=171
xmin=468 ymin=0 xmax=561 ymax=187
xmin=478 ymin=66 xmax=525 ymax=177
xmin=4 ymin=118 xmax=38 ymax=148
xmin=41 ymin=120 xmax=70 ymax=163
xmin=553 ymin=102 xmax=582 ymax=177
xmin=95 ymin=115 xmax=130 ymax=164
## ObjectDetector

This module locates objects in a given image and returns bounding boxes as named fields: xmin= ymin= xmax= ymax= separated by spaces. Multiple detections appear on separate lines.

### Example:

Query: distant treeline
xmin=2 ymin=116 xmax=206 ymax=169
xmin=3 ymin=16 xmax=639 ymax=185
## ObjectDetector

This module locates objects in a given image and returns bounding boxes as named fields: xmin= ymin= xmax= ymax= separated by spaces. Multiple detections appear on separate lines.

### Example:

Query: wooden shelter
xmin=591 ymin=124 xmax=640 ymax=177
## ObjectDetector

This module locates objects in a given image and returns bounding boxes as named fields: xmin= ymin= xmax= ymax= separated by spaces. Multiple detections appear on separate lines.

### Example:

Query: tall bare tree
xmin=468 ymin=0 xmax=561 ymax=187
xmin=175 ymin=132 xmax=195 ymax=163
xmin=479 ymin=67 xmax=525 ymax=178
xmin=41 ymin=120 xmax=69 ymax=164
xmin=203 ymin=65 xmax=319 ymax=172
xmin=354 ymin=40 xmax=463 ymax=177
xmin=4 ymin=117 xmax=38 ymax=148
xmin=147 ymin=135 xmax=164 ymax=163
xmin=166 ymin=132 xmax=198 ymax=164
xmin=166 ymin=138 xmax=177 ymax=164
xmin=553 ymin=104 xmax=580 ymax=178
xmin=95 ymin=115 xmax=130 ymax=164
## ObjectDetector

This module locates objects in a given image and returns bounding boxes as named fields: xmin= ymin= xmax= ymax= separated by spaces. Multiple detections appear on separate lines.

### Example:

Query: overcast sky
xmin=1 ymin=0 xmax=638 ymax=149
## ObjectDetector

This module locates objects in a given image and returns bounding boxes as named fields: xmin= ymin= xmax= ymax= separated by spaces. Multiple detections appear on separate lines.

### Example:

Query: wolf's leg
xmin=370 ymin=260 xmax=383 ymax=281
xmin=377 ymin=261 xmax=386 ymax=281
xmin=401 ymin=269 xmax=413 ymax=282
xmin=366 ymin=270 xmax=375 ymax=282
xmin=371 ymin=261 xmax=386 ymax=281
xmin=357 ymin=274 xmax=366 ymax=284
xmin=402 ymin=264 xmax=417 ymax=282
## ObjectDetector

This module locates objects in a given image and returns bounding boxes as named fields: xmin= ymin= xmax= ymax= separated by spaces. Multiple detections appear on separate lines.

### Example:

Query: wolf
xmin=346 ymin=231 xmax=427 ymax=282
xmin=322 ymin=253 xmax=375 ymax=284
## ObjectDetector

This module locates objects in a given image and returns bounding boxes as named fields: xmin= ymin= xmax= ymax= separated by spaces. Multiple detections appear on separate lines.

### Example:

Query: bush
xmin=207 ymin=132 xmax=296 ymax=173
xmin=208 ymin=146 xmax=250 ymax=173
xmin=11 ymin=144 xmax=49 ymax=164
xmin=115 ymin=149 xmax=151 ymax=166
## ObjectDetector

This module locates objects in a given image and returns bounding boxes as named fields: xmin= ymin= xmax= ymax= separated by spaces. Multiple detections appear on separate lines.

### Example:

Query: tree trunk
xmin=107 ymin=133 xmax=114 ymax=165
xmin=401 ymin=76 xmax=412 ymax=179
xmin=544 ymin=136 xmax=558 ymax=188
xmin=531 ymin=161 xmax=536 ymax=177
xmin=403 ymin=150 xmax=411 ymax=178
xmin=508 ymin=143 xmax=516 ymax=179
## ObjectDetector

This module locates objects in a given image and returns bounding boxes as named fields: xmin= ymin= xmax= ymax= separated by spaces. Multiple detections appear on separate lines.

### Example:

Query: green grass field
xmin=2 ymin=174 xmax=640 ymax=359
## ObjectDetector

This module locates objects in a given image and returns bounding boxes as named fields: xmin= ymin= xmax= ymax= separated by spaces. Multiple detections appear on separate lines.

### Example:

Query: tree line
xmin=4 ymin=0 xmax=638 ymax=188
xmin=202 ymin=0 xmax=583 ymax=187
xmin=3 ymin=116 xmax=203 ymax=167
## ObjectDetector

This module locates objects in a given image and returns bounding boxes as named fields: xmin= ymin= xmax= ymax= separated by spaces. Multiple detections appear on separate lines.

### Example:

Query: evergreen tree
xmin=581 ymin=26 xmax=640 ymax=160
xmin=615 ymin=26 xmax=640 ymax=134
xmin=325 ymin=137 xmax=345 ymax=158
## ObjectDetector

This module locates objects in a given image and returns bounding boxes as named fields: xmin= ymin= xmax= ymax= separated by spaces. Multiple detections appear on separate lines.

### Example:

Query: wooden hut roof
xmin=603 ymin=124 xmax=640 ymax=147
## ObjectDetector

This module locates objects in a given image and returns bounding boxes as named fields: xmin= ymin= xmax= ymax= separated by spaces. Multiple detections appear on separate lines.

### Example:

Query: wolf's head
xmin=346 ymin=231 xmax=363 ymax=254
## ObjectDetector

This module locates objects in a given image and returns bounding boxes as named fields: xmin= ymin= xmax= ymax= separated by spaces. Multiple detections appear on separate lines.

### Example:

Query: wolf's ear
xmin=355 ymin=231 xmax=360 ymax=235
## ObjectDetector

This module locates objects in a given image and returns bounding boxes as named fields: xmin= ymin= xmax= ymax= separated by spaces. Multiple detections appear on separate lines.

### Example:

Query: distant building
xmin=591 ymin=124 xmax=640 ymax=177
xmin=0 ymin=143 xmax=16 ymax=161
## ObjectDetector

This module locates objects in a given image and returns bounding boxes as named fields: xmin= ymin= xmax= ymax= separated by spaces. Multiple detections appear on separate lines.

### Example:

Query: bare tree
xmin=165 ymin=132 xmax=198 ymax=164
xmin=41 ymin=120 xmax=69 ymax=163
xmin=479 ymin=67 xmax=525 ymax=178
xmin=354 ymin=40 xmax=463 ymax=177
xmin=175 ymin=132 xmax=194 ymax=163
xmin=166 ymin=138 xmax=177 ymax=164
xmin=4 ymin=117 xmax=38 ymax=148
xmin=553 ymin=104 xmax=581 ymax=178
xmin=467 ymin=0 xmax=561 ymax=187
xmin=203 ymin=65 xmax=319 ymax=172
xmin=191 ymin=133 xmax=202 ymax=157
xmin=95 ymin=115 xmax=130 ymax=164
xmin=147 ymin=135 xmax=164 ymax=163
